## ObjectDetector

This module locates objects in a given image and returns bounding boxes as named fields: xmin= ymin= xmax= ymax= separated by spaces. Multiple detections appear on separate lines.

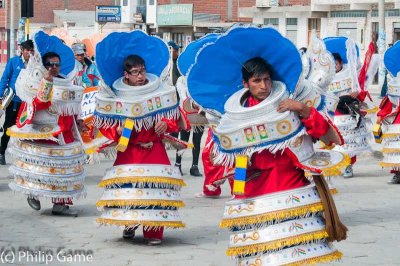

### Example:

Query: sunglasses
xmin=44 ymin=62 xmax=60 ymax=67
xmin=128 ymin=68 xmax=146 ymax=76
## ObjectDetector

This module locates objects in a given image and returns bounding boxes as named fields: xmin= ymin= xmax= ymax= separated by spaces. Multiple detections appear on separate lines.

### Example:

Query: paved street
xmin=0 ymin=125 xmax=400 ymax=266
xmin=0 ymin=58 xmax=398 ymax=265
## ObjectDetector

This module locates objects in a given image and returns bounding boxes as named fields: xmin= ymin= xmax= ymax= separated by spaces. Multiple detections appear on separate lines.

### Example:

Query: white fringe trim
xmin=94 ymin=107 xmax=180 ymax=132
xmin=96 ymin=221 xmax=183 ymax=231
xmin=9 ymin=148 xmax=86 ymax=168
xmin=96 ymin=205 xmax=179 ymax=211
xmin=10 ymin=167 xmax=86 ymax=186
xmin=104 ymin=182 xmax=182 ymax=191
xmin=227 ymin=211 xmax=323 ymax=231
xmin=213 ymin=128 xmax=307 ymax=167
xmin=50 ymin=102 xmax=82 ymax=116
xmin=10 ymin=134 xmax=61 ymax=143
xmin=101 ymin=146 xmax=117 ymax=160
xmin=9 ymin=182 xmax=87 ymax=200
xmin=341 ymin=135 xmax=372 ymax=144
xmin=192 ymin=125 xmax=205 ymax=133
xmin=85 ymin=153 xmax=100 ymax=165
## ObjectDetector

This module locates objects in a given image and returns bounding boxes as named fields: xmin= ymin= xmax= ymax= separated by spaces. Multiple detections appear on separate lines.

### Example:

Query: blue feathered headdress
xmin=187 ymin=26 xmax=303 ymax=114
xmin=177 ymin=33 xmax=219 ymax=76
xmin=384 ymin=41 xmax=400 ymax=77
xmin=34 ymin=31 xmax=75 ymax=76
xmin=95 ymin=30 xmax=169 ymax=89
xmin=324 ymin=36 xmax=360 ymax=64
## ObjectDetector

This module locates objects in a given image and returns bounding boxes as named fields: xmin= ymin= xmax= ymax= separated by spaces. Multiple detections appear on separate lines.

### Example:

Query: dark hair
xmin=299 ymin=47 xmax=307 ymax=54
xmin=42 ymin=52 xmax=61 ymax=65
xmin=337 ymin=95 xmax=362 ymax=127
xmin=20 ymin=40 xmax=34 ymax=50
xmin=332 ymin=53 xmax=343 ymax=64
xmin=241 ymin=57 xmax=274 ymax=82
xmin=123 ymin=55 xmax=145 ymax=72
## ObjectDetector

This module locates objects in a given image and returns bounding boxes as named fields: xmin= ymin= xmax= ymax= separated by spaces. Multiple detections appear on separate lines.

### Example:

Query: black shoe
xmin=175 ymin=163 xmax=183 ymax=176
xmin=123 ymin=228 xmax=136 ymax=239
xmin=52 ymin=204 xmax=78 ymax=217
xmin=0 ymin=154 xmax=5 ymax=165
xmin=27 ymin=197 xmax=41 ymax=211
xmin=190 ymin=165 xmax=203 ymax=177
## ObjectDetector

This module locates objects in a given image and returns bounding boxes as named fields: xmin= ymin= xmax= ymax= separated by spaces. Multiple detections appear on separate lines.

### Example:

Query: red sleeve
xmin=33 ymin=97 xmax=52 ymax=110
xmin=357 ymin=90 xmax=367 ymax=102
xmin=301 ymin=108 xmax=330 ymax=139
xmin=377 ymin=96 xmax=393 ymax=118
xmin=162 ymin=117 xmax=180 ymax=133
xmin=162 ymin=107 xmax=191 ymax=133
xmin=99 ymin=125 xmax=120 ymax=142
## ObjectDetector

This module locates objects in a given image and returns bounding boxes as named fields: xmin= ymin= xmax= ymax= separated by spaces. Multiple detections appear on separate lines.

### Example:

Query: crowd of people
xmin=0 ymin=25 xmax=398 ymax=265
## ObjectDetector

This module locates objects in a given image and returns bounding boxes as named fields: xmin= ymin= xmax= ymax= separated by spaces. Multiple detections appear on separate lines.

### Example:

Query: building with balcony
xmin=240 ymin=0 xmax=400 ymax=54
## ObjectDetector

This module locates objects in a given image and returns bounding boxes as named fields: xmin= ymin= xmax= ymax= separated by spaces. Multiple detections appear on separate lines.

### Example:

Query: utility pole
xmin=227 ymin=0 xmax=233 ymax=21
xmin=10 ymin=0 xmax=15 ymax=58
xmin=64 ymin=0 xmax=69 ymax=11
xmin=378 ymin=0 xmax=386 ymax=86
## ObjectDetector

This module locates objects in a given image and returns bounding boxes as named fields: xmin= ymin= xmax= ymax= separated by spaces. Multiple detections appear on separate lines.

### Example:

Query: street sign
xmin=157 ymin=4 xmax=193 ymax=26
xmin=17 ymin=18 xmax=26 ymax=44
xmin=95 ymin=6 xmax=121 ymax=23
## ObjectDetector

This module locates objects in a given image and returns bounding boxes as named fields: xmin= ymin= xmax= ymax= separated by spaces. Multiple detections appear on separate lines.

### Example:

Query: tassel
xmin=373 ymin=123 xmax=382 ymax=143
xmin=312 ymin=175 xmax=348 ymax=242
xmin=233 ymin=155 xmax=247 ymax=195
xmin=116 ymin=118 xmax=134 ymax=152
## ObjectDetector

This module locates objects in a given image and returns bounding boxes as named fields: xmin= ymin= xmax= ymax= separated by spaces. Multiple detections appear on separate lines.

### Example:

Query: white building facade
xmin=240 ymin=0 xmax=400 ymax=55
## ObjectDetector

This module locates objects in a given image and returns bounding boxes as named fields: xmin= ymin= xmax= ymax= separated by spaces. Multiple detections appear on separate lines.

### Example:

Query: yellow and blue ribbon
xmin=233 ymin=155 xmax=247 ymax=195
xmin=116 ymin=118 xmax=134 ymax=152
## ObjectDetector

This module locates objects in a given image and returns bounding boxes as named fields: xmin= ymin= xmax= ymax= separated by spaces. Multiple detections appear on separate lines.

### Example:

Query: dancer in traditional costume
xmin=94 ymin=31 xmax=189 ymax=245
xmin=325 ymin=37 xmax=373 ymax=178
xmin=358 ymin=32 xmax=379 ymax=100
xmin=169 ymin=39 xmax=204 ymax=177
xmin=7 ymin=32 xmax=86 ymax=216
xmin=376 ymin=42 xmax=400 ymax=184
xmin=187 ymin=25 xmax=348 ymax=265
xmin=175 ymin=33 xmax=234 ymax=197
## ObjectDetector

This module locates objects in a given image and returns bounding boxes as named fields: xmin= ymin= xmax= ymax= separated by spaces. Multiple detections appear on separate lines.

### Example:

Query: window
xmin=286 ymin=18 xmax=298 ymax=45
xmin=372 ymin=22 xmax=379 ymax=34
xmin=394 ymin=25 xmax=400 ymax=43
xmin=371 ymin=9 xmax=400 ymax=17
xmin=149 ymin=0 xmax=155 ymax=5
xmin=263 ymin=18 xmax=279 ymax=26
xmin=331 ymin=11 xmax=367 ymax=18
xmin=123 ymin=0 xmax=128 ymax=6
xmin=0 ymin=0 xmax=4 ymax=8
xmin=172 ymin=33 xmax=185 ymax=49
xmin=286 ymin=18 xmax=297 ymax=26
xmin=337 ymin=22 xmax=357 ymax=41
xmin=307 ymin=18 xmax=321 ymax=43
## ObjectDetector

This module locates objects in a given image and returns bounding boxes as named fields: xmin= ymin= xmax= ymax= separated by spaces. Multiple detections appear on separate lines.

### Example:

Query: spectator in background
xmin=71 ymin=42 xmax=101 ymax=87
xmin=0 ymin=40 xmax=34 ymax=165
xmin=381 ymin=43 xmax=393 ymax=97
xmin=168 ymin=41 xmax=182 ymax=86
xmin=168 ymin=40 xmax=204 ymax=177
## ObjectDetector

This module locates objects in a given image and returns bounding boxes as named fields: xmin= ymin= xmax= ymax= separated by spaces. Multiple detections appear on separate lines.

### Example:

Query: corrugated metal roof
xmin=193 ymin=13 xmax=221 ymax=23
